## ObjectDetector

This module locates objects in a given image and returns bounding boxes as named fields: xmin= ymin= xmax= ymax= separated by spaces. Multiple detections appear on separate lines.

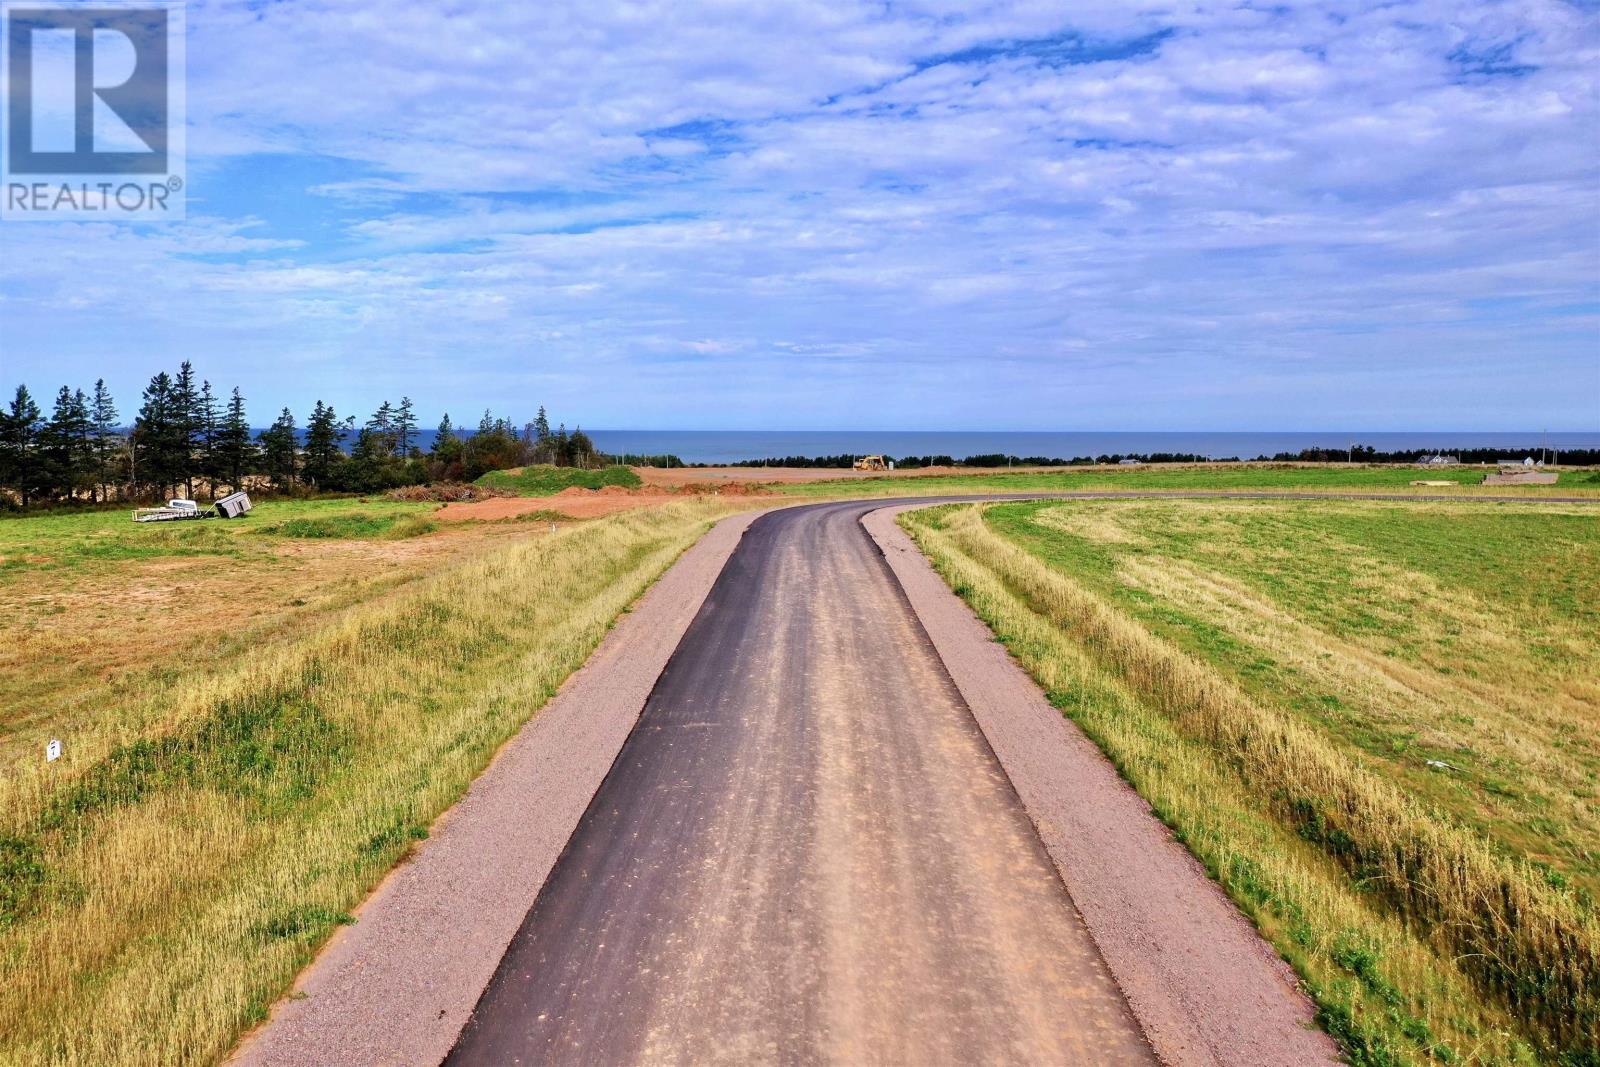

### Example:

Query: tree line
xmin=0 ymin=362 xmax=600 ymax=509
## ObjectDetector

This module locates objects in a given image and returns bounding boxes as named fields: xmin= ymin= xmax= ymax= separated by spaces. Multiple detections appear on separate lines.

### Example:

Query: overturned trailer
xmin=132 ymin=492 xmax=253 ymax=523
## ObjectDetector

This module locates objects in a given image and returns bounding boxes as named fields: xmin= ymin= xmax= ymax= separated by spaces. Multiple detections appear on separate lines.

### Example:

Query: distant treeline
xmin=0 ymin=363 xmax=600 ymax=509
xmin=715 ymin=446 xmax=1597 ymax=469
xmin=1261 ymin=444 xmax=1598 ymax=464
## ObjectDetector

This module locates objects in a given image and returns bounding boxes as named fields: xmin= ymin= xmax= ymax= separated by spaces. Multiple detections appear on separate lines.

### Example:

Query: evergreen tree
xmin=90 ymin=379 xmax=120 ymax=501
xmin=533 ymin=405 xmax=551 ymax=441
xmin=171 ymin=361 xmax=202 ymax=496
xmin=198 ymin=379 xmax=221 ymax=494
xmin=258 ymin=408 xmax=298 ymax=490
xmin=39 ymin=387 xmax=94 ymax=500
xmin=394 ymin=396 xmax=418 ymax=458
xmin=301 ymin=401 xmax=345 ymax=488
xmin=365 ymin=401 xmax=397 ymax=459
xmin=214 ymin=387 xmax=254 ymax=491
xmin=0 ymin=385 xmax=43 ymax=505
xmin=569 ymin=426 xmax=596 ymax=468
xmin=134 ymin=372 xmax=181 ymax=496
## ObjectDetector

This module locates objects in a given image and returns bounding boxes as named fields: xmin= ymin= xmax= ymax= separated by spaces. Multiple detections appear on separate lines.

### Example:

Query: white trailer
xmin=215 ymin=491 xmax=253 ymax=518
xmin=132 ymin=493 xmax=254 ymax=523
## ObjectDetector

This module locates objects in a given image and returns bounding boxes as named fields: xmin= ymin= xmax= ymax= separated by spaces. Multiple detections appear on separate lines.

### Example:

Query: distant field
xmin=0 ymin=498 xmax=479 ymax=772
xmin=770 ymin=462 xmax=1600 ymax=498
xmin=903 ymin=498 xmax=1599 ymax=1065
xmin=0 ymin=496 xmax=748 ymax=1065
xmin=475 ymin=464 xmax=641 ymax=495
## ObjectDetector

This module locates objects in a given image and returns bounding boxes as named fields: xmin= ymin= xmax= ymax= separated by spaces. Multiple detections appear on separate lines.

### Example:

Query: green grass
xmin=253 ymin=511 xmax=436 ymax=540
xmin=474 ymin=464 xmax=641 ymax=495
xmin=0 ymin=498 xmax=435 ymax=576
xmin=903 ymin=498 xmax=1600 ymax=1064
xmin=0 ymin=499 xmax=748 ymax=1065
xmin=769 ymin=462 xmax=1599 ymax=499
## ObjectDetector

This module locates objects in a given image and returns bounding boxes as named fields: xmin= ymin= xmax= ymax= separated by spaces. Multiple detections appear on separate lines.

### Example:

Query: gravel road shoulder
xmin=228 ymin=510 xmax=764 ymax=1067
xmin=863 ymin=505 xmax=1340 ymax=1067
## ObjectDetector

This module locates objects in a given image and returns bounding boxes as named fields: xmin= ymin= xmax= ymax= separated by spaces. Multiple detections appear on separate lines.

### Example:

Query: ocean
xmin=578 ymin=431 xmax=1600 ymax=465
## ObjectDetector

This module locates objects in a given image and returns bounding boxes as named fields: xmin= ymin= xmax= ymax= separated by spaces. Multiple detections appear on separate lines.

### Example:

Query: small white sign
xmin=46 ymin=738 xmax=62 ymax=762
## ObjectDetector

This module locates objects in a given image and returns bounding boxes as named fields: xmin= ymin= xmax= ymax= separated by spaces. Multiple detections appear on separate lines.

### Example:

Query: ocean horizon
xmin=578 ymin=430 xmax=1600 ymax=465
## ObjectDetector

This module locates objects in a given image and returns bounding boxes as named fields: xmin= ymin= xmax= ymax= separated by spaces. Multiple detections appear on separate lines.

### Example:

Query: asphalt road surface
xmin=447 ymin=498 xmax=1156 ymax=1066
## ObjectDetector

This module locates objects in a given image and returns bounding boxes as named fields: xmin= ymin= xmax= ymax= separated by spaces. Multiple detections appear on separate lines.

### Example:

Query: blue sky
xmin=1 ymin=0 xmax=1597 ymax=431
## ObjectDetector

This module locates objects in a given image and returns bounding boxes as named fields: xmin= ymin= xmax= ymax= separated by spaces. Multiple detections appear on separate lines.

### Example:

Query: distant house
xmin=1118 ymin=457 xmax=1141 ymax=465
xmin=1416 ymin=454 xmax=1458 ymax=466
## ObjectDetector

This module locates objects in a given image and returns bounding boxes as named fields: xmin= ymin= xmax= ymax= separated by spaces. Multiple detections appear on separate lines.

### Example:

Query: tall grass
xmin=0 ymin=499 xmax=742 ymax=1066
xmin=903 ymin=503 xmax=1598 ymax=1064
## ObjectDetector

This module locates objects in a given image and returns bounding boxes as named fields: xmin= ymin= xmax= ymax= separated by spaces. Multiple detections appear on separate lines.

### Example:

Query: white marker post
xmin=46 ymin=738 xmax=62 ymax=763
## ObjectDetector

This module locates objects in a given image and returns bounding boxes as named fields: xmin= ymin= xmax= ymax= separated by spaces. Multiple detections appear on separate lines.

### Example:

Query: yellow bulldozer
xmin=852 ymin=455 xmax=890 ymax=472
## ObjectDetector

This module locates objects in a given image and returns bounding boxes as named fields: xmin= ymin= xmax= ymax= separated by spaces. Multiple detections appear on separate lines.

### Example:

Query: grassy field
xmin=474 ymin=463 xmax=641 ymax=495
xmin=902 ymin=498 xmax=1599 ymax=1065
xmin=0 ymin=495 xmax=747 ymax=1065
xmin=772 ymin=462 xmax=1600 ymax=499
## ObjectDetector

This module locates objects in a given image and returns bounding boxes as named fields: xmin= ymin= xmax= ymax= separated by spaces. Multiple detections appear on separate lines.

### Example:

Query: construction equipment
xmin=132 ymin=491 xmax=253 ymax=523
xmin=852 ymin=455 xmax=890 ymax=473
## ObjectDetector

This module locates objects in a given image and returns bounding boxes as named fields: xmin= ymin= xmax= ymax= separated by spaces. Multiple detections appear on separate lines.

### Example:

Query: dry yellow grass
xmin=903 ymin=500 xmax=1599 ymax=1065
xmin=0 ymin=498 xmax=749 ymax=1066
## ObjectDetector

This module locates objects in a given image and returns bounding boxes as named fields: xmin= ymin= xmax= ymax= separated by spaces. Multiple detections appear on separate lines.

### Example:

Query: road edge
xmin=229 ymin=509 xmax=763 ymax=1067
xmin=862 ymin=504 xmax=1341 ymax=1067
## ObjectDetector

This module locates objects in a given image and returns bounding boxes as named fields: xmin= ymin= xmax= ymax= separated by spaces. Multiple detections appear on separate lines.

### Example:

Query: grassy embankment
xmin=0 ymin=494 xmax=746 ymax=1065
xmin=902 ymin=498 xmax=1598 ymax=1066
xmin=774 ymin=462 xmax=1600 ymax=499
xmin=474 ymin=463 xmax=641 ymax=495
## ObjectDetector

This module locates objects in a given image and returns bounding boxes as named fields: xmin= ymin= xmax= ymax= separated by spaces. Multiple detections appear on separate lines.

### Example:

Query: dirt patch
xmin=436 ymin=483 xmax=775 ymax=522
xmin=387 ymin=483 xmax=515 ymax=503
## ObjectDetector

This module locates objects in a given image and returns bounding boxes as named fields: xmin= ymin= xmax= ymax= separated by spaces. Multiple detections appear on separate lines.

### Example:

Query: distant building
xmin=1416 ymin=454 xmax=1458 ymax=465
xmin=1118 ymin=458 xmax=1141 ymax=465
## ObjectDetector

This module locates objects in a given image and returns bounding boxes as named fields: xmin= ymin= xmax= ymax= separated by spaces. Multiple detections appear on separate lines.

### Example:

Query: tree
xmin=0 ymin=385 xmax=43 ymax=506
xmin=90 ymin=379 xmax=120 ymax=501
xmin=171 ymin=361 xmax=202 ymax=496
xmin=134 ymin=372 xmax=181 ymax=497
xmin=214 ymin=387 xmax=254 ymax=491
xmin=568 ymin=426 xmax=596 ymax=468
xmin=364 ymin=400 xmax=399 ymax=462
xmin=301 ymin=400 xmax=345 ymax=488
xmin=394 ymin=396 xmax=418 ymax=458
xmin=39 ymin=386 xmax=94 ymax=500
xmin=258 ymin=408 xmax=298 ymax=490
xmin=533 ymin=405 xmax=550 ymax=442
xmin=197 ymin=379 xmax=221 ymax=495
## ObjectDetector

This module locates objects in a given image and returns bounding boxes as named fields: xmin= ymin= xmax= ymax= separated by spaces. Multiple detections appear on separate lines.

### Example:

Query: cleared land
xmin=760 ymin=462 xmax=1600 ymax=498
xmin=0 ymin=496 xmax=750 ymax=1066
xmin=902 ymin=498 xmax=1599 ymax=1065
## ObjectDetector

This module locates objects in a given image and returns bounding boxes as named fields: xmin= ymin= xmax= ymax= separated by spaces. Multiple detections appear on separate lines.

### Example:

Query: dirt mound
xmin=387 ymin=483 xmax=514 ymax=503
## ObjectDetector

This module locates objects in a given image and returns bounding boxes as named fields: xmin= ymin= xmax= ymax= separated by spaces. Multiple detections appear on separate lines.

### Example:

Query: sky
xmin=0 ymin=0 xmax=1597 ymax=431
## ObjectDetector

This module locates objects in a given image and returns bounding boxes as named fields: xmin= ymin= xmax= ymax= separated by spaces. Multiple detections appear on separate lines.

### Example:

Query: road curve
xmin=446 ymin=499 xmax=1156 ymax=1065
xmin=446 ymin=490 xmax=1590 ymax=1066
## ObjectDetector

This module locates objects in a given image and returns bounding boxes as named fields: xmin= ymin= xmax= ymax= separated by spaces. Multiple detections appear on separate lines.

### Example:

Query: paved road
xmin=447 ymin=490 xmax=1591 ymax=1066
xmin=447 ymin=499 xmax=1155 ymax=1066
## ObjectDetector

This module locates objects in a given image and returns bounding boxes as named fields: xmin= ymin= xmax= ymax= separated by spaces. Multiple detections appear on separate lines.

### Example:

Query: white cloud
xmin=0 ymin=0 xmax=1596 ymax=429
